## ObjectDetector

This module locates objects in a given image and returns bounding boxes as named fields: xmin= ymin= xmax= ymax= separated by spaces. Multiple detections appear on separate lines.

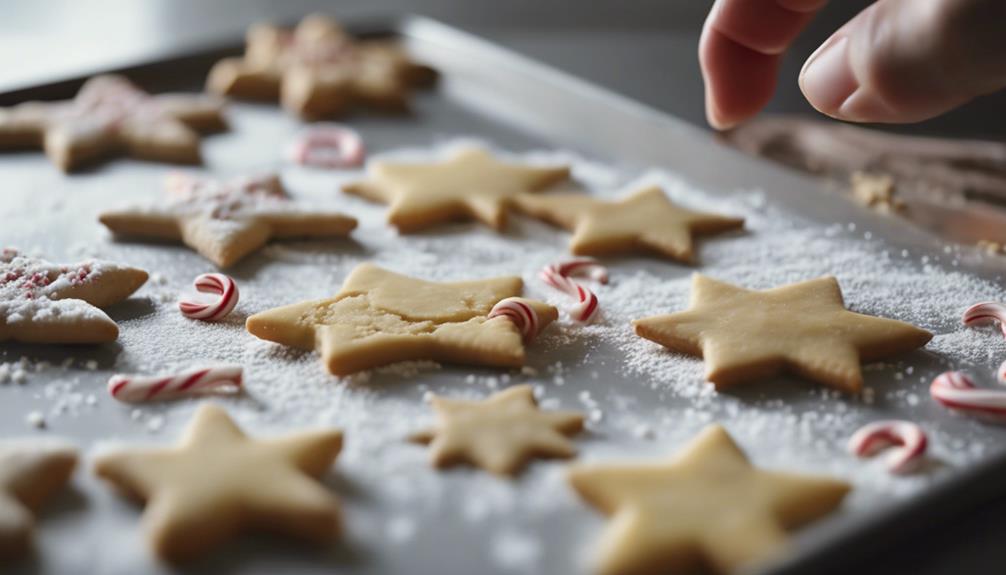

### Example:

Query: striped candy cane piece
xmin=108 ymin=365 xmax=243 ymax=403
xmin=178 ymin=273 xmax=240 ymax=321
xmin=931 ymin=371 xmax=1006 ymax=420
xmin=288 ymin=124 xmax=365 ymax=169
xmin=962 ymin=302 xmax=1006 ymax=338
xmin=847 ymin=420 xmax=927 ymax=474
xmin=540 ymin=258 xmax=608 ymax=323
xmin=489 ymin=297 xmax=540 ymax=343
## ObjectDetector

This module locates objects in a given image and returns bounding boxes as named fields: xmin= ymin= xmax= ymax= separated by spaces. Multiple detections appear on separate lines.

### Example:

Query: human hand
xmin=699 ymin=0 xmax=1006 ymax=129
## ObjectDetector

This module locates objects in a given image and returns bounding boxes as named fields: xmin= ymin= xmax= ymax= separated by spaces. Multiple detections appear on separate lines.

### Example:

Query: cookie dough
xmin=0 ymin=75 xmax=225 ymax=172
xmin=633 ymin=274 xmax=933 ymax=393
xmin=93 ymin=403 xmax=344 ymax=562
xmin=206 ymin=14 xmax=435 ymax=119
xmin=568 ymin=425 xmax=850 ymax=575
xmin=513 ymin=186 xmax=743 ymax=263
xmin=99 ymin=173 xmax=357 ymax=268
xmin=0 ymin=440 xmax=78 ymax=559
xmin=0 ymin=249 xmax=148 ymax=344
xmin=246 ymin=263 xmax=558 ymax=375
xmin=343 ymin=147 xmax=570 ymax=232
xmin=411 ymin=384 xmax=584 ymax=475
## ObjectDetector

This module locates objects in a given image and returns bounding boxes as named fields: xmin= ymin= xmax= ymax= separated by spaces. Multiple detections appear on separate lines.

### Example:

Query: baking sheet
xmin=2 ymin=15 xmax=1006 ymax=575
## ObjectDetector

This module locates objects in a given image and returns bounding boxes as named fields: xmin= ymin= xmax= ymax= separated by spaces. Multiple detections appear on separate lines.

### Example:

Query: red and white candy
xmin=489 ymin=297 xmax=540 ymax=343
xmin=287 ymin=124 xmax=365 ymax=169
xmin=540 ymin=258 xmax=608 ymax=323
xmin=178 ymin=273 xmax=239 ymax=321
xmin=847 ymin=420 xmax=928 ymax=474
xmin=108 ymin=365 xmax=243 ymax=403
xmin=931 ymin=370 xmax=1006 ymax=420
xmin=962 ymin=301 xmax=1006 ymax=338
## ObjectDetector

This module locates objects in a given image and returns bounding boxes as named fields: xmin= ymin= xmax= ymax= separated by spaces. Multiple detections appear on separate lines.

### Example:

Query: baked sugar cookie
xmin=0 ymin=75 xmax=225 ymax=172
xmin=246 ymin=263 xmax=558 ymax=375
xmin=0 ymin=440 xmax=78 ymax=559
xmin=411 ymin=385 xmax=584 ymax=476
xmin=343 ymin=147 xmax=570 ymax=233
xmin=513 ymin=186 xmax=743 ymax=263
xmin=94 ymin=403 xmax=343 ymax=562
xmin=207 ymin=14 xmax=435 ymax=119
xmin=568 ymin=425 xmax=849 ymax=575
xmin=633 ymin=274 xmax=932 ymax=393
xmin=0 ymin=249 xmax=148 ymax=344
xmin=99 ymin=173 xmax=357 ymax=268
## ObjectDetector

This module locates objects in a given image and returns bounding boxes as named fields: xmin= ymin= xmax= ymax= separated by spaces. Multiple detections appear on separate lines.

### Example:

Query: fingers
xmin=800 ymin=0 xmax=1006 ymax=123
xmin=700 ymin=0 xmax=829 ymax=130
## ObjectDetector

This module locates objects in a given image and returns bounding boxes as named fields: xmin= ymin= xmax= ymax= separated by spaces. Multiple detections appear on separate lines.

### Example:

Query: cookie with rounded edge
xmin=246 ymin=263 xmax=558 ymax=375
xmin=513 ymin=186 xmax=744 ymax=263
xmin=93 ymin=403 xmax=344 ymax=562
xmin=0 ymin=249 xmax=148 ymax=344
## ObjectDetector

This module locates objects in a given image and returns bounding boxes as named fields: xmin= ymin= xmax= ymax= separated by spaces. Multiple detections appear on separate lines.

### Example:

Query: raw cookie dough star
xmin=0 ymin=440 xmax=78 ymax=559
xmin=93 ymin=403 xmax=344 ymax=562
xmin=633 ymin=274 xmax=932 ymax=393
xmin=207 ymin=14 xmax=435 ymax=119
xmin=410 ymin=385 xmax=584 ymax=476
xmin=568 ymin=425 xmax=850 ymax=575
xmin=99 ymin=173 xmax=358 ymax=268
xmin=0 ymin=75 xmax=225 ymax=172
xmin=246 ymin=263 xmax=558 ymax=376
xmin=343 ymin=147 xmax=571 ymax=233
xmin=0 ymin=249 xmax=148 ymax=344
xmin=513 ymin=186 xmax=744 ymax=263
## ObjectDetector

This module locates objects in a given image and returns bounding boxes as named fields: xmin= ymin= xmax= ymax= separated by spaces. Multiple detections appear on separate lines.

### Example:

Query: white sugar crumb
xmin=491 ymin=529 xmax=541 ymax=572
xmin=26 ymin=410 xmax=45 ymax=429
xmin=384 ymin=516 xmax=417 ymax=544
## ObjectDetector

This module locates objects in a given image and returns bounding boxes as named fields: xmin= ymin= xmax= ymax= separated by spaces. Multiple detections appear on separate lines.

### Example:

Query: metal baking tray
xmin=4 ymin=15 xmax=1006 ymax=575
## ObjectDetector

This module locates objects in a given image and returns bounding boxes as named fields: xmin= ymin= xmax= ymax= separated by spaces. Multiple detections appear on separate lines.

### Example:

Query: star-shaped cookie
xmin=0 ymin=75 xmax=225 ymax=172
xmin=246 ymin=263 xmax=558 ymax=375
xmin=207 ymin=14 xmax=435 ymax=119
xmin=568 ymin=425 xmax=850 ymax=575
xmin=513 ymin=186 xmax=744 ymax=263
xmin=0 ymin=249 xmax=148 ymax=344
xmin=93 ymin=403 xmax=344 ymax=562
xmin=99 ymin=172 xmax=358 ymax=268
xmin=410 ymin=385 xmax=584 ymax=476
xmin=633 ymin=274 xmax=932 ymax=393
xmin=343 ymin=147 xmax=571 ymax=232
xmin=0 ymin=440 xmax=78 ymax=559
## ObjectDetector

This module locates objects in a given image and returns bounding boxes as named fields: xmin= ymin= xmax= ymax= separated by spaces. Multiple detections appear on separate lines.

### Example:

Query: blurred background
xmin=3 ymin=0 xmax=1004 ymax=139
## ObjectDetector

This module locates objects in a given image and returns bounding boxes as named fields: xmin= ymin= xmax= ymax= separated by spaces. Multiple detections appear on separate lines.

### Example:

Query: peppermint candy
xmin=540 ymin=258 xmax=608 ymax=323
xmin=962 ymin=301 xmax=1006 ymax=337
xmin=930 ymin=371 xmax=1006 ymax=420
xmin=489 ymin=297 xmax=540 ymax=342
xmin=287 ymin=124 xmax=365 ymax=169
xmin=847 ymin=420 xmax=927 ymax=474
xmin=108 ymin=365 xmax=243 ymax=403
xmin=178 ymin=273 xmax=239 ymax=321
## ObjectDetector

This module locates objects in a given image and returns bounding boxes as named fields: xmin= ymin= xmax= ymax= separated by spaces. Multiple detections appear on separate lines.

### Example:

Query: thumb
xmin=799 ymin=0 xmax=1006 ymax=123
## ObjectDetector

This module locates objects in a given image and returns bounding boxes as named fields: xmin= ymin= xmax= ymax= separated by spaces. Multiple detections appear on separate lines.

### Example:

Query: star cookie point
xmin=93 ymin=403 xmax=343 ymax=562
xmin=633 ymin=274 xmax=932 ymax=393
xmin=412 ymin=385 xmax=584 ymax=475
xmin=343 ymin=147 xmax=571 ymax=233
xmin=568 ymin=425 xmax=850 ymax=575
xmin=99 ymin=173 xmax=357 ymax=268
xmin=246 ymin=264 xmax=557 ymax=376
xmin=514 ymin=185 xmax=743 ymax=263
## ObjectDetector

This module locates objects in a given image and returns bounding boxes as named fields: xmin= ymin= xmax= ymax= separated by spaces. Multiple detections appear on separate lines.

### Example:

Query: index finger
xmin=700 ymin=0 xmax=829 ymax=129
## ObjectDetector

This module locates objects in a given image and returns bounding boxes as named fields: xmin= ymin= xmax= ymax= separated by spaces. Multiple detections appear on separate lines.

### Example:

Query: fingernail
xmin=800 ymin=36 xmax=858 ymax=118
